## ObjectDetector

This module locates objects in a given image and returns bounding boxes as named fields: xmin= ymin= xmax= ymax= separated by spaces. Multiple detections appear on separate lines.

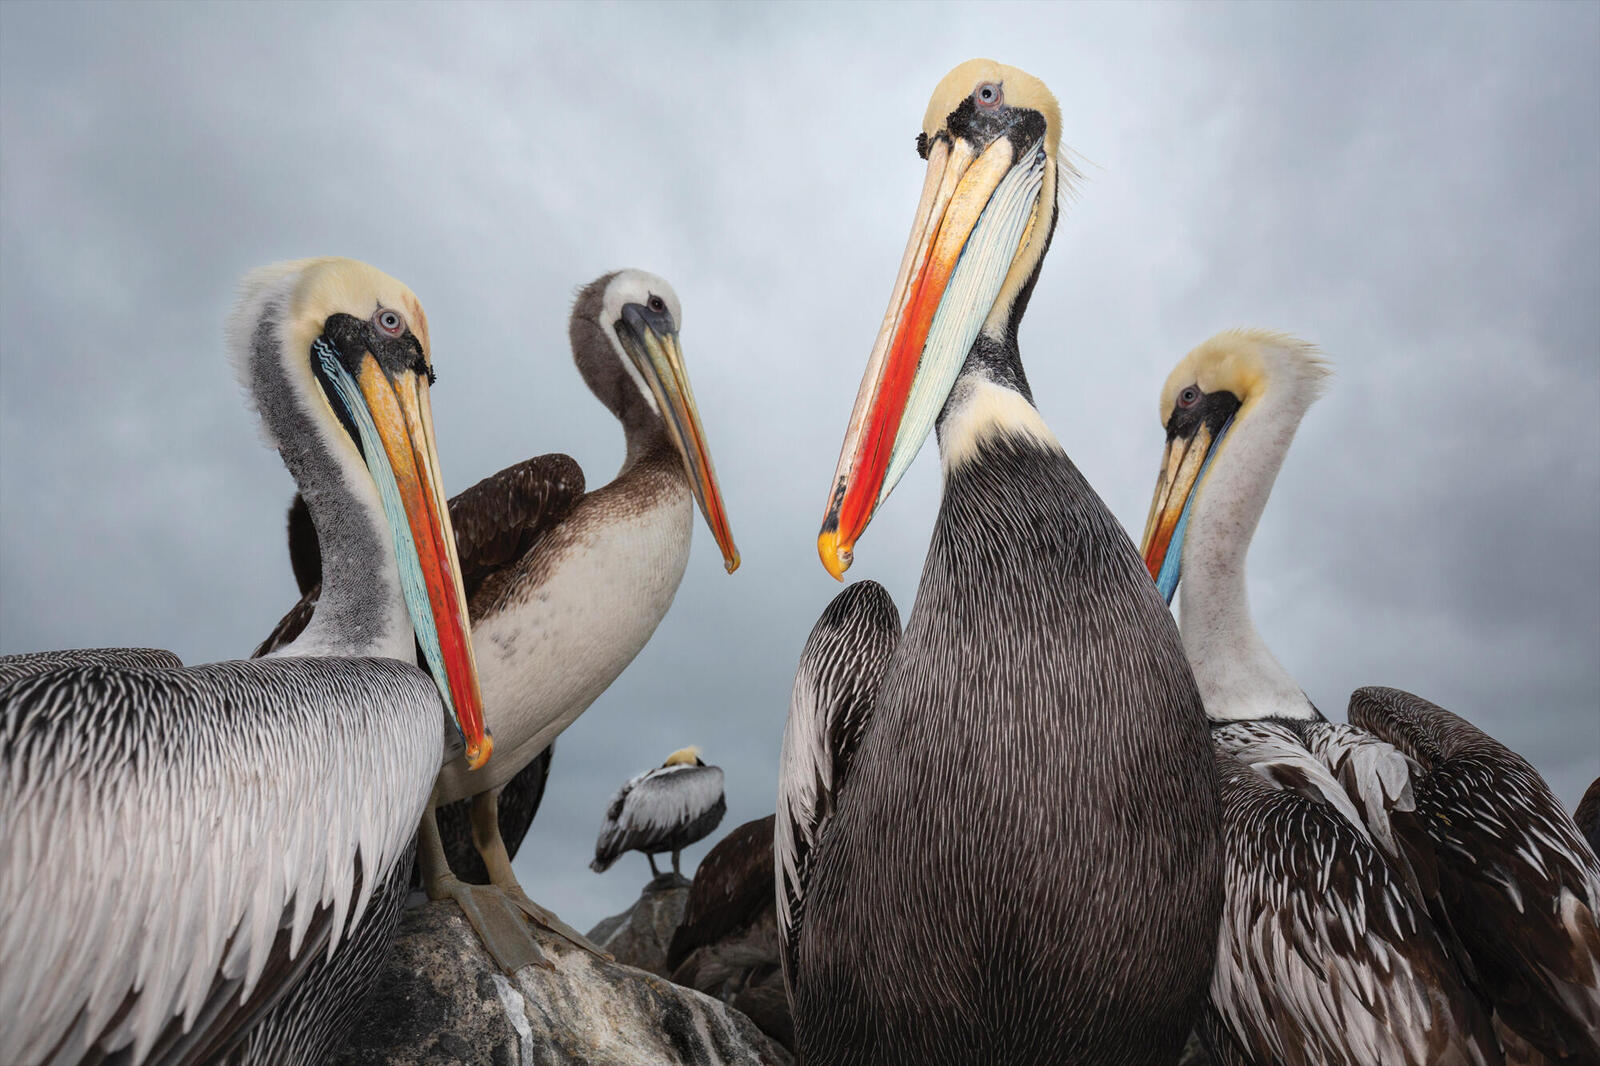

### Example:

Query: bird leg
xmin=672 ymin=849 xmax=681 ymax=875
xmin=647 ymin=853 xmax=661 ymax=877
xmin=469 ymin=789 xmax=612 ymax=961
xmin=417 ymin=800 xmax=553 ymax=973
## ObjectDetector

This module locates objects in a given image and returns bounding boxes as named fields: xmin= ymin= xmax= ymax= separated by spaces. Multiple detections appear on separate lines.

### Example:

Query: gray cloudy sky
xmin=2 ymin=2 xmax=1596 ymax=929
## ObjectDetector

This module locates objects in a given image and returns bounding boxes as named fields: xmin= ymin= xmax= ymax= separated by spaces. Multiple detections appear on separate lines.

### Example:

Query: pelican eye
xmin=974 ymin=82 xmax=1003 ymax=110
xmin=648 ymin=295 xmax=666 ymax=314
xmin=374 ymin=308 xmax=406 ymax=338
xmin=1178 ymin=386 xmax=1201 ymax=409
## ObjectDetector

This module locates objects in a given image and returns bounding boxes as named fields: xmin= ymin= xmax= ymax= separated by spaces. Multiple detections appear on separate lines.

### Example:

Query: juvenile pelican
xmin=0 ymin=259 xmax=489 ymax=1066
xmin=259 ymin=269 xmax=738 ymax=971
xmin=778 ymin=61 xmax=1222 ymax=1065
xmin=591 ymin=747 xmax=726 ymax=878
xmin=1141 ymin=329 xmax=1600 ymax=1064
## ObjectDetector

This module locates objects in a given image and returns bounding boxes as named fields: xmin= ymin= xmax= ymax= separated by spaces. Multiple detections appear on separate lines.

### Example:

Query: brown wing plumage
xmin=1349 ymin=686 xmax=1600 ymax=1064
xmin=1206 ymin=738 xmax=1501 ymax=1066
xmin=253 ymin=454 xmax=586 ymax=657
xmin=667 ymin=813 xmax=777 ymax=974
xmin=446 ymin=453 xmax=585 ymax=604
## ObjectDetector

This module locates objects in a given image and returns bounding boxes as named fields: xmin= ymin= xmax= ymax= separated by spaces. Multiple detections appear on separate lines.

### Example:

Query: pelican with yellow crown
xmin=0 ymin=258 xmax=491 ymax=1066
xmin=1140 ymin=329 xmax=1600 ymax=1065
xmin=776 ymin=61 xmax=1222 ymax=1065
xmin=592 ymin=746 xmax=727 ymax=879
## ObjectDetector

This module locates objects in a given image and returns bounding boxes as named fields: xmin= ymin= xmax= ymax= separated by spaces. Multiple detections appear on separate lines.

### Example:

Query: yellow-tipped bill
xmin=818 ymin=131 xmax=1049 ymax=579
xmin=350 ymin=354 xmax=492 ymax=769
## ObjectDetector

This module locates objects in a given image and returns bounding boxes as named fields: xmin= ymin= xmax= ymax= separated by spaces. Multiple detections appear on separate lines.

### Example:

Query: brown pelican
xmin=259 ymin=268 xmax=737 ymax=971
xmin=591 ymin=747 xmax=726 ymax=878
xmin=667 ymin=814 xmax=791 ymax=1051
xmin=778 ymin=60 xmax=1222 ymax=1065
xmin=0 ymin=258 xmax=490 ymax=1066
xmin=1141 ymin=328 xmax=1600 ymax=1064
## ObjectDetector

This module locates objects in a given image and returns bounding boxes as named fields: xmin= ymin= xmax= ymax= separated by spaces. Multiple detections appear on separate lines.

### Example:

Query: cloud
xmin=2 ymin=1 xmax=1595 ymax=927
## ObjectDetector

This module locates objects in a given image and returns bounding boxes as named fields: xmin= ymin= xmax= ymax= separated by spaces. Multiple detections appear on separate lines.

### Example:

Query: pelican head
xmin=663 ymin=746 xmax=705 ymax=767
xmin=230 ymin=257 xmax=491 ymax=769
xmin=818 ymin=59 xmax=1071 ymax=579
xmin=1139 ymin=329 xmax=1331 ymax=603
xmin=572 ymin=269 xmax=739 ymax=573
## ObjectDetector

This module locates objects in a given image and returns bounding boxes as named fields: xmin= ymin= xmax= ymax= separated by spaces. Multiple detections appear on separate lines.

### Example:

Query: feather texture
xmin=1349 ymin=686 xmax=1600 ymax=1062
xmin=788 ymin=430 xmax=1222 ymax=1066
xmin=668 ymin=814 xmax=778 ymax=977
xmin=0 ymin=655 xmax=440 ymax=1066
xmin=775 ymin=581 xmax=900 ymax=995
xmin=1208 ymin=725 xmax=1501 ymax=1066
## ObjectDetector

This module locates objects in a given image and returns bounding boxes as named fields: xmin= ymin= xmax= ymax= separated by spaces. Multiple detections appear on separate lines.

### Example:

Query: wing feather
xmin=1208 ymin=727 xmax=1501 ymax=1066
xmin=1579 ymin=778 xmax=1600 ymax=858
xmin=1349 ymin=686 xmax=1600 ymax=1062
xmin=253 ymin=454 xmax=586 ymax=656
xmin=775 ymin=581 xmax=901 ymax=999
xmin=666 ymin=814 xmax=777 ymax=975
xmin=0 ymin=655 xmax=441 ymax=1066
xmin=0 ymin=649 xmax=183 ymax=687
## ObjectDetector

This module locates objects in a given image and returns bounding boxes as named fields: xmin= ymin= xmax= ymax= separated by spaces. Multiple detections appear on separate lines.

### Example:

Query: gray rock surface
xmin=333 ymin=898 xmax=792 ymax=1066
xmin=586 ymin=872 xmax=690 ymax=978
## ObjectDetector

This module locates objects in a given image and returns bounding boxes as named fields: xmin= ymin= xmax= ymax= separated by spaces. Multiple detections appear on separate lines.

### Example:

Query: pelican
xmin=0 ymin=258 xmax=489 ymax=1066
xmin=777 ymin=60 xmax=1222 ymax=1065
xmin=1141 ymin=328 xmax=1600 ymax=1064
xmin=258 ymin=269 xmax=737 ymax=970
xmin=591 ymin=747 xmax=726 ymax=878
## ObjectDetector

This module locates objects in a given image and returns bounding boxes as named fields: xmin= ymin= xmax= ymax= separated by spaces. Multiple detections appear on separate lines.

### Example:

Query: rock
xmin=585 ymin=872 xmax=690 ymax=977
xmin=333 ymin=899 xmax=792 ymax=1066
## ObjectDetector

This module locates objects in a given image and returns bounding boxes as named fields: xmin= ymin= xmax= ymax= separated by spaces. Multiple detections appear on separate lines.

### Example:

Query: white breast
xmin=434 ymin=485 xmax=692 ymax=802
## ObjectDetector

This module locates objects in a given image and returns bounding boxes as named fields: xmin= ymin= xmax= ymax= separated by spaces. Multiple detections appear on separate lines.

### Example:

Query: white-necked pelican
xmin=0 ymin=258 xmax=490 ymax=1066
xmin=776 ymin=60 xmax=1223 ymax=1066
xmin=1140 ymin=328 xmax=1600 ymax=1064
xmin=258 ymin=269 xmax=737 ymax=971
xmin=591 ymin=746 xmax=726 ymax=878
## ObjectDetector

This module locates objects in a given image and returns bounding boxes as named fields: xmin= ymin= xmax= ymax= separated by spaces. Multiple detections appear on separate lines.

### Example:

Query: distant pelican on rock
xmin=592 ymin=747 xmax=726 ymax=878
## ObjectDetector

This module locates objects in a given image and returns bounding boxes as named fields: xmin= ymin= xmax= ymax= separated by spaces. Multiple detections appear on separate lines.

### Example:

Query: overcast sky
xmin=2 ymin=2 xmax=1596 ymax=929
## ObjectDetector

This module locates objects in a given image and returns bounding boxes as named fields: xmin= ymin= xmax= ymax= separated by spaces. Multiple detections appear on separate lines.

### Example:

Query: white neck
xmin=937 ymin=374 xmax=1061 ymax=472
xmin=235 ymin=286 xmax=414 ymax=663
xmin=1179 ymin=374 xmax=1317 ymax=722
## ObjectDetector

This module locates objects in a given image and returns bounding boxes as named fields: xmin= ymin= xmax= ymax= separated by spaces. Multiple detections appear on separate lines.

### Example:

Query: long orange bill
xmin=1138 ymin=417 xmax=1231 ymax=605
xmin=351 ymin=354 xmax=491 ymax=769
xmin=817 ymin=132 xmax=1048 ymax=579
